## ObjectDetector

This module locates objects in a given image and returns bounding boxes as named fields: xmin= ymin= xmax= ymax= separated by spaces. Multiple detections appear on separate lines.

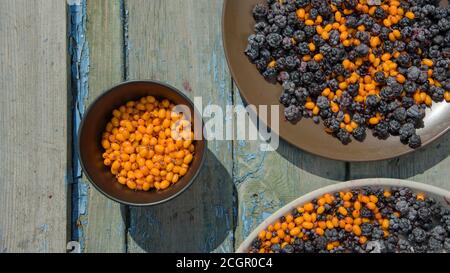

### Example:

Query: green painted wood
xmin=232 ymin=87 xmax=347 ymax=249
xmin=0 ymin=0 xmax=68 ymax=252
xmin=349 ymin=131 xmax=450 ymax=190
xmin=125 ymin=0 xmax=235 ymax=253
xmin=80 ymin=0 xmax=126 ymax=253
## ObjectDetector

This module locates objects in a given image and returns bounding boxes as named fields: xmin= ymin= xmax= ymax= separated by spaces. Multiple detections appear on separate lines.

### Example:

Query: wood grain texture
xmin=125 ymin=0 xmax=235 ymax=253
xmin=81 ymin=0 xmax=126 ymax=253
xmin=0 ymin=0 xmax=68 ymax=252
xmin=232 ymin=88 xmax=347 ymax=248
xmin=349 ymin=131 xmax=450 ymax=190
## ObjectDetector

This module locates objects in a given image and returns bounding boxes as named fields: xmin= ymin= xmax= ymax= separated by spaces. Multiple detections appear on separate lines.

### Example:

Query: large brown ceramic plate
xmin=222 ymin=0 xmax=450 ymax=162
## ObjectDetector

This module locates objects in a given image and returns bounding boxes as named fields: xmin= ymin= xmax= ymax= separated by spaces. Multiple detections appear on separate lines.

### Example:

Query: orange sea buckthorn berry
xmin=405 ymin=11 xmax=415 ymax=19
xmin=422 ymin=59 xmax=434 ymax=67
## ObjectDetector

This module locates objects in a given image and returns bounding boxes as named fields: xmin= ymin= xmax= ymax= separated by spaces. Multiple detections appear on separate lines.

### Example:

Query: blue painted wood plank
xmin=125 ymin=0 xmax=235 ymax=253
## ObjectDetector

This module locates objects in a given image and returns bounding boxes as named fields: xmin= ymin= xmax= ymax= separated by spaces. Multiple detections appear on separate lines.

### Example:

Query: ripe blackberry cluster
xmin=245 ymin=0 xmax=450 ymax=147
xmin=248 ymin=187 xmax=450 ymax=253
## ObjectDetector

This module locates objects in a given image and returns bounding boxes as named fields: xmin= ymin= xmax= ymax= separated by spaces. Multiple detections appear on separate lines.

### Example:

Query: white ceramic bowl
xmin=236 ymin=178 xmax=450 ymax=253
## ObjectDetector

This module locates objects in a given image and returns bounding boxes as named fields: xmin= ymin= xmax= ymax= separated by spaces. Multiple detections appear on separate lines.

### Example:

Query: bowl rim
xmin=236 ymin=178 xmax=450 ymax=253
xmin=77 ymin=80 xmax=207 ymax=207
xmin=221 ymin=0 xmax=450 ymax=162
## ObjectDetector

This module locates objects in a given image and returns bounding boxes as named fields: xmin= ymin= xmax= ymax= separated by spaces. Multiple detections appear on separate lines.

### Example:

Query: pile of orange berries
xmin=101 ymin=96 xmax=195 ymax=191
xmin=252 ymin=190 xmax=397 ymax=253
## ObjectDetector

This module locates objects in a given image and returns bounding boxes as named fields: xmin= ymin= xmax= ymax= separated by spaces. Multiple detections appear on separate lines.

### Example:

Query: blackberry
xmin=282 ymin=81 xmax=296 ymax=94
xmin=407 ymin=66 xmax=421 ymax=81
xmin=337 ymin=129 xmax=351 ymax=145
xmin=313 ymin=236 xmax=327 ymax=251
xmin=270 ymin=243 xmax=281 ymax=253
xmin=403 ymin=81 xmax=416 ymax=95
xmin=388 ymin=120 xmax=401 ymax=135
xmin=402 ymin=97 xmax=415 ymax=109
xmin=398 ymin=218 xmax=413 ymax=233
xmin=407 ymin=105 xmax=425 ymax=120
xmin=245 ymin=45 xmax=259 ymax=61
xmin=293 ymin=30 xmax=306 ymax=42
xmin=254 ymin=21 xmax=268 ymax=33
xmin=355 ymin=44 xmax=370 ymax=57
xmin=397 ymin=53 xmax=411 ymax=67
xmin=284 ymin=105 xmax=301 ymax=122
xmin=372 ymin=227 xmax=385 ymax=240
xmin=345 ymin=16 xmax=358 ymax=28
xmin=407 ymin=208 xmax=418 ymax=221
xmin=347 ymin=83 xmax=359 ymax=97
xmin=428 ymin=237 xmax=443 ymax=252
xmin=380 ymin=86 xmax=395 ymax=100
xmin=316 ymin=96 xmax=330 ymax=109
xmin=418 ymin=207 xmax=431 ymax=221
xmin=285 ymin=55 xmax=299 ymax=70
xmin=262 ymin=67 xmax=278 ymax=82
xmin=361 ymin=207 xmax=373 ymax=218
xmin=374 ymin=7 xmax=386 ymax=19
xmin=408 ymin=134 xmax=422 ymax=149
xmin=430 ymin=225 xmax=446 ymax=242
xmin=410 ymin=228 xmax=427 ymax=243
xmin=309 ymin=8 xmax=319 ymax=19
xmin=282 ymin=37 xmax=294 ymax=50
xmin=326 ymin=118 xmax=341 ymax=132
xmin=366 ymin=95 xmax=380 ymax=108
xmin=307 ymin=60 xmax=320 ymax=71
xmin=430 ymin=86 xmax=444 ymax=102
xmin=441 ymin=215 xmax=450 ymax=233
xmin=397 ymin=239 xmax=413 ymax=252
xmin=303 ymin=241 xmax=315 ymax=253
xmin=278 ymin=71 xmax=290 ymax=82
xmin=373 ymin=122 xmax=390 ymax=140
xmin=388 ymin=101 xmax=401 ymax=112
xmin=251 ymin=239 xmax=262 ymax=249
xmin=274 ymin=15 xmax=287 ymax=28
xmin=329 ymin=30 xmax=341 ymax=46
xmin=361 ymin=223 xmax=373 ymax=236
xmin=445 ymin=239 xmax=450 ymax=252
xmin=281 ymin=244 xmax=294 ymax=253
xmin=292 ymin=238 xmax=304 ymax=252
xmin=352 ymin=127 xmax=366 ymax=142
xmin=374 ymin=71 xmax=386 ymax=84
xmin=395 ymin=200 xmax=410 ymax=215
xmin=297 ymin=42 xmax=310 ymax=55
xmin=304 ymin=25 xmax=316 ymax=38
xmin=393 ymin=107 xmax=407 ymax=122
xmin=252 ymin=4 xmax=268 ymax=21
xmin=399 ymin=123 xmax=415 ymax=141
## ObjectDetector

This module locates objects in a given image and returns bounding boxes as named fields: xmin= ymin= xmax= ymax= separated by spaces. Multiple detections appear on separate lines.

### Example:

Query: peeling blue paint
xmin=241 ymin=191 xmax=281 ymax=239
xmin=39 ymin=224 xmax=49 ymax=233
xmin=245 ymin=153 xmax=256 ymax=161
xmin=120 ymin=0 xmax=129 ymax=80
xmin=69 ymin=0 xmax=90 ymax=252
xmin=234 ymin=151 xmax=267 ymax=186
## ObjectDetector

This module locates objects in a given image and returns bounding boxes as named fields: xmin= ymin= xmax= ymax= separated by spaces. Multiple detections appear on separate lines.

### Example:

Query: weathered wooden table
xmin=0 ymin=0 xmax=449 ymax=253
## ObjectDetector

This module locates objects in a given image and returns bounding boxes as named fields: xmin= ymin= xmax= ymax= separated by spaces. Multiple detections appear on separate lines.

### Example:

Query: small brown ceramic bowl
xmin=222 ymin=0 xmax=450 ymax=162
xmin=78 ymin=81 xmax=207 ymax=206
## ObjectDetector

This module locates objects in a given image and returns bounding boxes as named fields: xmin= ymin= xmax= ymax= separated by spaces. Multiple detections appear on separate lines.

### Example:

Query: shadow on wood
xmin=276 ymin=139 xmax=348 ymax=181
xmin=349 ymin=131 xmax=450 ymax=179
xmin=123 ymin=149 xmax=237 ymax=252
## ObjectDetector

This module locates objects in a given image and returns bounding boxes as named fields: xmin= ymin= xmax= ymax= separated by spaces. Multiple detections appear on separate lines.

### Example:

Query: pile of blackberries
xmin=245 ymin=0 xmax=450 ymax=147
